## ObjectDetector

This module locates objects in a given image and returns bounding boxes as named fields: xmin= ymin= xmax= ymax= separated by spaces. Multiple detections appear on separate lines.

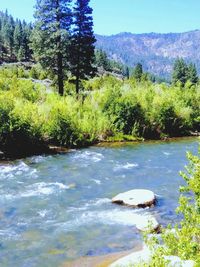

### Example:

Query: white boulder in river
xmin=135 ymin=214 xmax=160 ymax=232
xmin=112 ymin=189 xmax=156 ymax=208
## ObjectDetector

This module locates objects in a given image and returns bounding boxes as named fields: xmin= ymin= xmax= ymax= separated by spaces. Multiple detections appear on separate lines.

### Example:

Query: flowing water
xmin=0 ymin=137 xmax=199 ymax=267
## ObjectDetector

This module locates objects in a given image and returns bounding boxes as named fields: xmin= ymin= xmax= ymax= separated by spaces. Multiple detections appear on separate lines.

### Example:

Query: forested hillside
xmin=96 ymin=31 xmax=200 ymax=78
xmin=0 ymin=11 xmax=32 ymax=62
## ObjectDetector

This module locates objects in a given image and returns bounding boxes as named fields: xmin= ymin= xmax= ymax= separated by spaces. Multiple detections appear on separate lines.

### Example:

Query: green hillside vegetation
xmin=0 ymin=65 xmax=199 ymax=158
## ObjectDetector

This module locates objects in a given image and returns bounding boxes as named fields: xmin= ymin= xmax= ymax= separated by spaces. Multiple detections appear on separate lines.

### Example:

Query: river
xmin=0 ymin=137 xmax=199 ymax=267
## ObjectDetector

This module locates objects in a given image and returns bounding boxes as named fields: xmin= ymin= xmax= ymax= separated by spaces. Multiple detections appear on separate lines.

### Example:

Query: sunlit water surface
xmin=0 ymin=138 xmax=199 ymax=267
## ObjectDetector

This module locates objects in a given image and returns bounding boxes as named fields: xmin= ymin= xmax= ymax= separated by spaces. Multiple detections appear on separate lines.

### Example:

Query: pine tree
xmin=187 ymin=63 xmax=198 ymax=85
xmin=133 ymin=63 xmax=143 ymax=81
xmin=2 ymin=14 xmax=15 ymax=60
xmin=13 ymin=20 xmax=22 ymax=59
xmin=0 ymin=30 xmax=4 ymax=62
xmin=124 ymin=66 xmax=130 ymax=79
xmin=95 ymin=49 xmax=110 ymax=71
xmin=69 ymin=0 xmax=96 ymax=94
xmin=21 ymin=21 xmax=33 ymax=61
xmin=31 ymin=0 xmax=72 ymax=95
xmin=172 ymin=58 xmax=188 ymax=86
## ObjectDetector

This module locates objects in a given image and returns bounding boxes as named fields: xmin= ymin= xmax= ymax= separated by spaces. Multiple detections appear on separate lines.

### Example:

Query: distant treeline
xmin=0 ymin=11 xmax=32 ymax=62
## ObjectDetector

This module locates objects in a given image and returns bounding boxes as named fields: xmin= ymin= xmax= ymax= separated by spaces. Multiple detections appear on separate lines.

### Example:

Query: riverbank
xmin=1 ymin=135 xmax=199 ymax=161
xmin=61 ymin=246 xmax=142 ymax=267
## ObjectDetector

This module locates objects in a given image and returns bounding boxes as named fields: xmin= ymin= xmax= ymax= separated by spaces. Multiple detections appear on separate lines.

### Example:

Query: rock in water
xmin=112 ymin=189 xmax=156 ymax=208
xmin=135 ymin=215 xmax=160 ymax=232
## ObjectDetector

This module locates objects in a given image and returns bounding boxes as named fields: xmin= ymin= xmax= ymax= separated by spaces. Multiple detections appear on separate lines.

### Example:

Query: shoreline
xmin=0 ymin=135 xmax=199 ymax=162
xmin=61 ymin=245 xmax=143 ymax=267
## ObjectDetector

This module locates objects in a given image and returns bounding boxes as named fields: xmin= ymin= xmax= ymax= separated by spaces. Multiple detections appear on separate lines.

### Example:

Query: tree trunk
xmin=75 ymin=75 xmax=79 ymax=95
xmin=57 ymin=52 xmax=64 ymax=96
xmin=56 ymin=0 xmax=64 ymax=96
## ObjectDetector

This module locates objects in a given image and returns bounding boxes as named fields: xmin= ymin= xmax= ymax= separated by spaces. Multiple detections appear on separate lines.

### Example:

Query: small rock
xmin=112 ymin=189 xmax=156 ymax=208
xmin=136 ymin=215 xmax=160 ymax=232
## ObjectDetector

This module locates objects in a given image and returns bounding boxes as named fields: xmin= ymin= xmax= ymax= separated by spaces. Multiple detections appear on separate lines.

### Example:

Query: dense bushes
xmin=0 ymin=67 xmax=199 ymax=157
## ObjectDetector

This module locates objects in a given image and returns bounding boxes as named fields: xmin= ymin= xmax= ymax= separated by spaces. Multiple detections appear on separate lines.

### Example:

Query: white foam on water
xmin=22 ymin=182 xmax=70 ymax=197
xmin=163 ymin=152 xmax=172 ymax=156
xmin=67 ymin=198 xmax=111 ymax=212
xmin=21 ymin=183 xmax=54 ymax=197
xmin=73 ymin=151 xmax=104 ymax=163
xmin=0 ymin=162 xmax=29 ymax=174
xmin=114 ymin=162 xmax=139 ymax=171
xmin=56 ymin=208 xmax=155 ymax=232
xmin=85 ymin=198 xmax=111 ymax=208
xmin=0 ymin=229 xmax=20 ymax=240
xmin=83 ymin=209 xmax=152 ymax=227
xmin=30 ymin=155 xmax=50 ymax=163
xmin=2 ymin=182 xmax=71 ymax=199
xmin=0 ymin=161 xmax=37 ymax=180
xmin=37 ymin=209 xmax=48 ymax=218
xmin=91 ymin=179 xmax=102 ymax=185
xmin=48 ymin=182 xmax=71 ymax=189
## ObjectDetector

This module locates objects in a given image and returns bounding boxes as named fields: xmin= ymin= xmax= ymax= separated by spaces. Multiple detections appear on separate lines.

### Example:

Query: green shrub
xmin=0 ymin=93 xmax=14 ymax=147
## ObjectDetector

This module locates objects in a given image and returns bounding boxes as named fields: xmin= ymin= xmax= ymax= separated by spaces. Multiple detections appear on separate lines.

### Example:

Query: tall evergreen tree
xmin=69 ymin=0 xmax=96 ymax=94
xmin=124 ymin=66 xmax=130 ymax=79
xmin=187 ymin=63 xmax=198 ymax=85
xmin=31 ymin=0 xmax=72 ymax=95
xmin=2 ymin=14 xmax=15 ymax=59
xmin=95 ymin=49 xmax=110 ymax=71
xmin=172 ymin=58 xmax=188 ymax=86
xmin=0 ymin=30 xmax=5 ymax=62
xmin=133 ymin=63 xmax=143 ymax=81
xmin=13 ymin=20 xmax=22 ymax=59
xmin=21 ymin=21 xmax=33 ymax=61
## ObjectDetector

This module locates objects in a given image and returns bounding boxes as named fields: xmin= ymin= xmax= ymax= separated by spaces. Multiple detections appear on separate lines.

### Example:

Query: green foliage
xmin=104 ymin=96 xmax=145 ymax=136
xmin=172 ymin=58 xmax=198 ymax=86
xmin=0 ymin=67 xmax=199 ymax=157
xmin=45 ymin=101 xmax=80 ymax=147
xmin=0 ymin=92 xmax=14 ymax=146
xmin=132 ymin=63 xmax=143 ymax=81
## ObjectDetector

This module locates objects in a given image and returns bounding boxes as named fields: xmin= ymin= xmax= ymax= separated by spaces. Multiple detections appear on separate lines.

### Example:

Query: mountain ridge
xmin=95 ymin=30 xmax=200 ymax=78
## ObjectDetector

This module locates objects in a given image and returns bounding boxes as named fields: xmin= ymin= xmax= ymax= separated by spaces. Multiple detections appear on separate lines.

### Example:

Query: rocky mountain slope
xmin=95 ymin=30 xmax=200 ymax=78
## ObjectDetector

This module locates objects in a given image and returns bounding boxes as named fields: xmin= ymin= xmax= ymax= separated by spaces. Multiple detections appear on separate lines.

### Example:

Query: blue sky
xmin=1 ymin=0 xmax=200 ymax=35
